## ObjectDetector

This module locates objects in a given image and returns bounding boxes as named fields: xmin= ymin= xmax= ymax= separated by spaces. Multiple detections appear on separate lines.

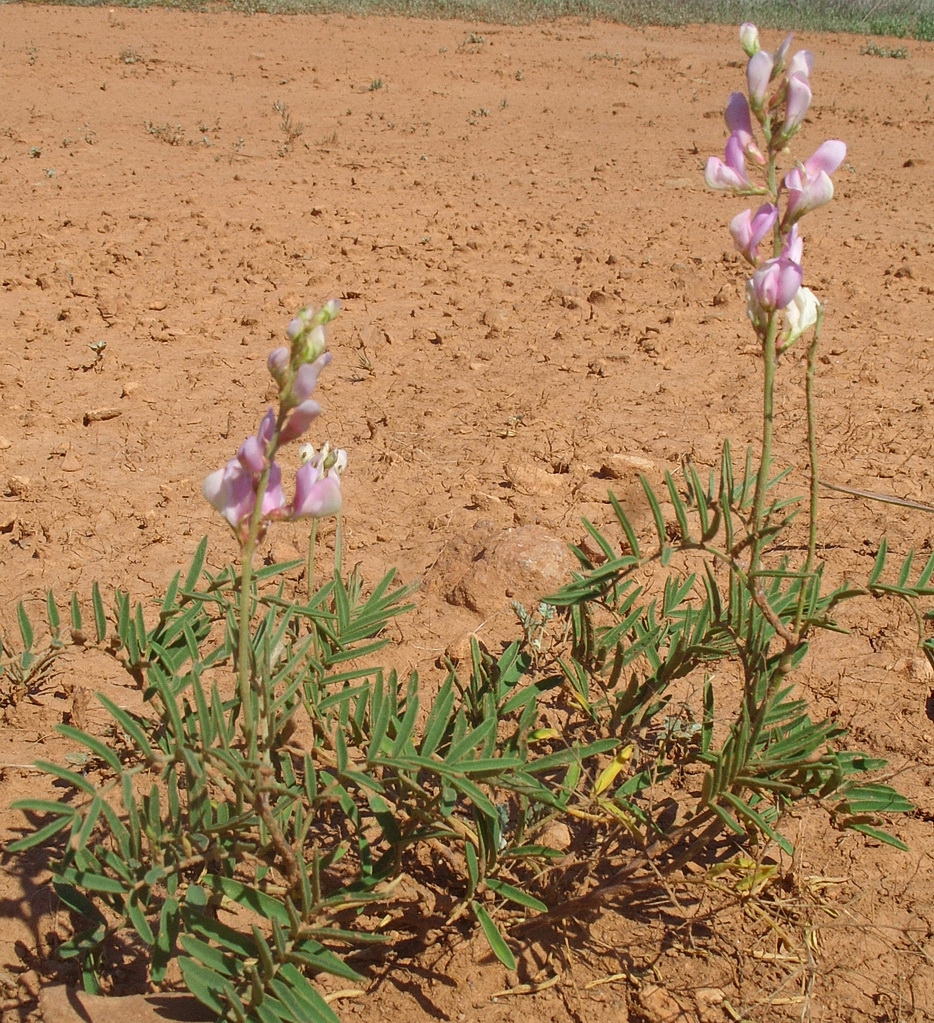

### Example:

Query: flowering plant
xmin=202 ymin=302 xmax=345 ymax=539
xmin=6 ymin=25 xmax=921 ymax=1023
xmin=547 ymin=22 xmax=916 ymax=871
xmin=704 ymin=22 xmax=850 ymax=593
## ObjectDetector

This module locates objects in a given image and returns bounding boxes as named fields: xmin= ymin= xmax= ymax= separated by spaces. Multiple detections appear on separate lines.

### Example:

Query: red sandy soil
xmin=1 ymin=5 xmax=933 ymax=1021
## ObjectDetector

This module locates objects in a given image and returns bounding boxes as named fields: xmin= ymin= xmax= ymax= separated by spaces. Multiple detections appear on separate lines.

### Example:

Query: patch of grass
xmin=24 ymin=0 xmax=934 ymax=39
xmin=860 ymin=40 xmax=909 ymax=57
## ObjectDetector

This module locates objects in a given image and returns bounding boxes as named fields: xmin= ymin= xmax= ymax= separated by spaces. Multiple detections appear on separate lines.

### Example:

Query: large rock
xmin=433 ymin=523 xmax=577 ymax=618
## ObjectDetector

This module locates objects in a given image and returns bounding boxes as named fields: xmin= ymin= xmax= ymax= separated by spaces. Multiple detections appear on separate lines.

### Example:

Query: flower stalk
xmin=705 ymin=24 xmax=845 ymax=593
xmin=203 ymin=303 xmax=348 ymax=765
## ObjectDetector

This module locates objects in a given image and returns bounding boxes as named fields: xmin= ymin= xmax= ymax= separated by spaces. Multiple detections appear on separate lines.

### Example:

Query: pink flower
xmin=747 ymin=50 xmax=774 ymax=107
xmin=203 ymin=460 xmax=256 ymax=528
xmin=785 ymin=169 xmax=834 ymax=222
xmin=783 ymin=72 xmax=812 ymax=132
xmin=725 ymin=91 xmax=753 ymax=136
xmin=267 ymin=346 xmax=289 ymax=385
xmin=705 ymin=132 xmax=751 ymax=191
xmin=802 ymin=140 xmax=847 ymax=177
xmin=237 ymin=408 xmax=276 ymax=473
xmin=724 ymin=92 xmax=764 ymax=164
xmin=289 ymin=352 xmax=332 ymax=406
xmin=752 ymin=257 xmax=803 ymax=312
xmin=262 ymin=463 xmax=287 ymax=519
xmin=786 ymin=50 xmax=813 ymax=80
xmin=730 ymin=203 xmax=779 ymax=264
xmin=781 ymin=224 xmax=803 ymax=264
xmin=280 ymin=399 xmax=322 ymax=445
xmin=291 ymin=460 xmax=343 ymax=519
xmin=202 ymin=454 xmax=288 ymax=529
xmin=279 ymin=352 xmax=332 ymax=444
xmin=783 ymin=141 xmax=847 ymax=225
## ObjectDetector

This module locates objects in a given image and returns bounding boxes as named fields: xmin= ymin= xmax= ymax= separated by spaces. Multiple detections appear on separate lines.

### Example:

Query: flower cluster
xmin=203 ymin=302 xmax=346 ymax=538
xmin=705 ymin=23 xmax=846 ymax=348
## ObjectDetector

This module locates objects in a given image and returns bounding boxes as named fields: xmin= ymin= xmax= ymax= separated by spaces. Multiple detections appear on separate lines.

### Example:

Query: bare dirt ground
xmin=1 ymin=4 xmax=933 ymax=1020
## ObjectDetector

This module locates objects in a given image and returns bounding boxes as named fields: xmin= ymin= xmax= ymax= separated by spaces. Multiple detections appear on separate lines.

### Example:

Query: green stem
xmin=236 ymin=419 xmax=285 ymax=764
xmin=334 ymin=512 xmax=344 ymax=579
xmin=306 ymin=519 xmax=318 ymax=603
xmin=789 ymin=307 xmax=825 ymax=639
xmin=803 ymin=309 xmax=824 ymax=580
xmin=237 ymin=507 xmax=261 ymax=763
xmin=748 ymin=311 xmax=780 ymax=580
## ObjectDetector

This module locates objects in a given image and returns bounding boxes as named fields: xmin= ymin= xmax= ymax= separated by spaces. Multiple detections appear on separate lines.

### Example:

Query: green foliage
xmin=18 ymin=0 xmax=934 ymax=41
xmin=546 ymin=443 xmax=916 ymax=863
xmin=4 ymin=17 xmax=925 ymax=1014
xmin=8 ymin=541 xmax=616 ymax=1018
xmin=8 ymin=444 xmax=920 ymax=1017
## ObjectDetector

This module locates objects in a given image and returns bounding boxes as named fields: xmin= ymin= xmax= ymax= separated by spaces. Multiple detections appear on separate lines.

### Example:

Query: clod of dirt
xmin=636 ymin=984 xmax=696 ymax=1022
xmin=39 ymin=986 xmax=211 ymax=1023
xmin=434 ymin=523 xmax=577 ymax=618
xmin=4 ymin=475 xmax=30 ymax=497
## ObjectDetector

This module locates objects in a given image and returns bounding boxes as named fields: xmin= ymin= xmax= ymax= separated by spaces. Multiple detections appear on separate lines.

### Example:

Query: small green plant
xmin=588 ymin=50 xmax=622 ymax=65
xmin=120 ymin=47 xmax=143 ymax=65
xmin=367 ymin=78 xmax=383 ymax=91
xmin=860 ymin=40 xmax=909 ymax=58
xmin=273 ymin=100 xmax=304 ymax=154
xmin=144 ymin=121 xmax=185 ymax=145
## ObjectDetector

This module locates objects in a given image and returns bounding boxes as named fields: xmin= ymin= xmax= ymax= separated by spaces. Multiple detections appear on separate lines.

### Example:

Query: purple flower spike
xmin=204 ymin=301 xmax=344 ymax=536
xmin=292 ymin=460 xmax=342 ymax=519
xmin=730 ymin=203 xmax=779 ymax=265
xmin=747 ymin=50 xmax=774 ymax=107
xmin=783 ymin=73 xmax=812 ymax=132
xmin=752 ymin=257 xmax=803 ymax=312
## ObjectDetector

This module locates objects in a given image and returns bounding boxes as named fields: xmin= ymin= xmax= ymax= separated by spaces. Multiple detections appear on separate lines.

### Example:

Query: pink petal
xmin=784 ymin=73 xmax=812 ymax=131
xmin=279 ymin=399 xmax=322 ymax=444
xmin=747 ymin=50 xmax=773 ymax=104
xmin=804 ymin=140 xmax=847 ymax=177
xmin=292 ymin=463 xmax=342 ymax=519
xmin=724 ymin=92 xmax=753 ymax=136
